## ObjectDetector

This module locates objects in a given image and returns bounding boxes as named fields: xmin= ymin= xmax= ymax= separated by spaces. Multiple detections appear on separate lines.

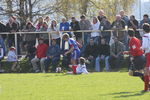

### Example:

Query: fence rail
xmin=0 ymin=29 xmax=144 ymax=57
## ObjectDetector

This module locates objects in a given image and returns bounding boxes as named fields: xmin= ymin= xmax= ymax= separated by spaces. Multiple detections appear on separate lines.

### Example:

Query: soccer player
xmin=62 ymin=33 xmax=81 ymax=65
xmin=142 ymin=23 xmax=150 ymax=92
xmin=123 ymin=29 xmax=145 ymax=82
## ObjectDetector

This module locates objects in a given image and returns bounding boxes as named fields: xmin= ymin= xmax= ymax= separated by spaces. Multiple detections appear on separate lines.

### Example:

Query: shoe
xmin=141 ymin=90 xmax=149 ymax=93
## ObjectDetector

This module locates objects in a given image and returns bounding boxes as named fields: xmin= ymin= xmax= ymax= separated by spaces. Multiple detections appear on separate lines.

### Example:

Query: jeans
xmin=95 ymin=56 xmax=110 ymax=72
xmin=44 ymin=57 xmax=60 ymax=71
xmin=91 ymin=36 xmax=100 ymax=45
xmin=31 ymin=57 xmax=46 ymax=72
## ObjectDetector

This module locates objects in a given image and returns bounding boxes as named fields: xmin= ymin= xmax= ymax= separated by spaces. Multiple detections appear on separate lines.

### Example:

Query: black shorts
xmin=133 ymin=55 xmax=145 ymax=70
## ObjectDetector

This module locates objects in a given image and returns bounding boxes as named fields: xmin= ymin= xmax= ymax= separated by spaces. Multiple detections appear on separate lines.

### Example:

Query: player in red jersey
xmin=123 ymin=29 xmax=145 ymax=82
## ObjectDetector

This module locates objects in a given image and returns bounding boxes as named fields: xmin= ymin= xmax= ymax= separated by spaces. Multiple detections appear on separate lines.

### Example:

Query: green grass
xmin=0 ymin=72 xmax=149 ymax=100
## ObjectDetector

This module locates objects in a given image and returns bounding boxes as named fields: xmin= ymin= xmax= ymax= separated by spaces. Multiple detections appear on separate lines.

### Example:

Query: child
xmin=0 ymin=44 xmax=4 ymax=73
xmin=72 ymin=57 xmax=88 ymax=74
xmin=7 ymin=47 xmax=18 ymax=71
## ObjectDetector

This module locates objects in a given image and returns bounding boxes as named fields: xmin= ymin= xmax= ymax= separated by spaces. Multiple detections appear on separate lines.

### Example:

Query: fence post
xmin=48 ymin=32 xmax=51 ymax=46
xmin=82 ymin=31 xmax=84 ymax=44
xmin=14 ymin=32 xmax=18 ymax=58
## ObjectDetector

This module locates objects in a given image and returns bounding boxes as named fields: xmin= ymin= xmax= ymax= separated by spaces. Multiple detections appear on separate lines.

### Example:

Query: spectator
xmin=91 ymin=17 xmax=100 ymax=44
xmin=70 ymin=17 xmax=81 ymax=41
xmin=109 ymin=37 xmax=125 ymax=69
xmin=140 ymin=14 xmax=150 ymax=28
xmin=97 ymin=10 xmax=106 ymax=22
xmin=44 ymin=39 xmax=61 ymax=72
xmin=6 ymin=17 xmax=18 ymax=47
xmin=44 ymin=16 xmax=51 ymax=27
xmin=0 ymin=21 xmax=7 ymax=40
xmin=119 ymin=10 xmax=129 ymax=25
xmin=0 ymin=44 xmax=4 ymax=73
xmin=99 ymin=16 xmax=111 ymax=44
xmin=36 ymin=17 xmax=44 ymax=31
xmin=128 ymin=15 xmax=141 ymax=39
xmin=31 ymin=38 xmax=48 ymax=73
xmin=59 ymin=18 xmax=70 ymax=36
xmin=95 ymin=38 xmax=110 ymax=72
xmin=79 ymin=15 xmax=92 ymax=45
xmin=22 ymin=21 xmax=36 ymax=46
xmin=111 ymin=15 xmax=126 ymax=43
xmin=24 ymin=42 xmax=36 ymax=62
xmin=47 ymin=20 xmax=60 ymax=46
xmin=7 ymin=47 xmax=18 ymax=72
xmin=0 ymin=35 xmax=6 ymax=55
xmin=84 ymin=38 xmax=98 ymax=70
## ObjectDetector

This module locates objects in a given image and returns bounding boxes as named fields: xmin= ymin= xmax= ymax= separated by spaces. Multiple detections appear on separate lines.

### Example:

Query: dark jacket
xmin=97 ymin=44 xmax=110 ymax=56
xmin=70 ymin=21 xmax=81 ymax=38
xmin=84 ymin=44 xmax=98 ymax=58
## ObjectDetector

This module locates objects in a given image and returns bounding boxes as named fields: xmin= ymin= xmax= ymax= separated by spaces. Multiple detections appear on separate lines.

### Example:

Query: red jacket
xmin=129 ymin=37 xmax=144 ymax=56
xmin=36 ymin=43 xmax=48 ymax=58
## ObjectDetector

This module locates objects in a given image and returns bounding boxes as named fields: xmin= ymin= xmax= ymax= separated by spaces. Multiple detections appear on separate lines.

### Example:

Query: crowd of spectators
xmin=0 ymin=9 xmax=150 ymax=73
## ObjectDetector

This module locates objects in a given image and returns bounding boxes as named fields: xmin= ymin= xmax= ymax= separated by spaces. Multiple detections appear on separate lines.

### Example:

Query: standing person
xmin=62 ymin=33 xmax=80 ymax=65
xmin=141 ymin=23 xmax=150 ymax=92
xmin=47 ymin=20 xmax=60 ymax=46
xmin=59 ymin=18 xmax=70 ymax=36
xmin=123 ymin=29 xmax=145 ymax=83
xmin=31 ymin=38 xmax=48 ymax=73
xmin=140 ymin=14 xmax=150 ymax=28
xmin=70 ymin=17 xmax=81 ymax=41
xmin=97 ymin=10 xmax=106 ymax=22
xmin=119 ymin=10 xmax=129 ymax=25
xmin=79 ymin=15 xmax=92 ymax=45
xmin=99 ymin=16 xmax=111 ymax=44
xmin=0 ymin=21 xmax=7 ymax=40
xmin=0 ymin=44 xmax=4 ymax=73
xmin=128 ymin=15 xmax=141 ymax=39
xmin=91 ymin=17 xmax=100 ymax=45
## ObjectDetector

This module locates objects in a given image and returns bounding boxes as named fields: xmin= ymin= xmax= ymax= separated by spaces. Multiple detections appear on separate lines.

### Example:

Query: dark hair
xmin=128 ymin=29 xmax=135 ymax=37
xmin=143 ymin=23 xmax=150 ymax=33
xmin=71 ymin=17 xmax=75 ymax=19
xmin=79 ymin=57 xmax=85 ymax=65
xmin=143 ymin=14 xmax=149 ymax=18
xmin=130 ymin=15 xmax=135 ymax=19
xmin=80 ymin=15 xmax=85 ymax=19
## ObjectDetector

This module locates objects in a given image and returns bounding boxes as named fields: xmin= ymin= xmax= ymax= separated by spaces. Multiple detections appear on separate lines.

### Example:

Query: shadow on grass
xmin=111 ymin=91 xmax=146 ymax=98
xmin=100 ymin=91 xmax=146 ymax=98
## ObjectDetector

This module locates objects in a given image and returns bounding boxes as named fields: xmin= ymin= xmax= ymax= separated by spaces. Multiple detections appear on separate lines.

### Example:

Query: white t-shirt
xmin=47 ymin=26 xmax=60 ymax=39
xmin=142 ymin=33 xmax=150 ymax=54
xmin=0 ymin=48 xmax=4 ymax=59
xmin=7 ymin=50 xmax=17 ymax=62
xmin=76 ymin=64 xmax=88 ymax=74
xmin=91 ymin=22 xmax=100 ymax=37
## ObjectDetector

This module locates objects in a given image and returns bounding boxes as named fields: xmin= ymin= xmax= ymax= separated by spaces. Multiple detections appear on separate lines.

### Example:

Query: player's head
xmin=79 ymin=57 xmax=85 ymax=65
xmin=62 ymin=33 xmax=70 ymax=41
xmin=142 ymin=23 xmax=150 ymax=33
xmin=128 ymin=29 xmax=135 ymax=38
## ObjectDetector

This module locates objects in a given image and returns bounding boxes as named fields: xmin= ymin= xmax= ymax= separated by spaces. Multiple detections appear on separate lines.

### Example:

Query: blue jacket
xmin=46 ymin=44 xmax=61 ymax=58
xmin=59 ymin=22 xmax=70 ymax=31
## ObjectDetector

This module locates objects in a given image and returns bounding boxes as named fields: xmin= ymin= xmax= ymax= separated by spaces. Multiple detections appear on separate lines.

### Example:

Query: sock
xmin=144 ymin=75 xmax=149 ymax=91
xmin=133 ymin=72 xmax=144 ymax=81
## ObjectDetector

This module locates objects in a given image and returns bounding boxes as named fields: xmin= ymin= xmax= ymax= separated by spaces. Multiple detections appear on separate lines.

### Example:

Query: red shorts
xmin=72 ymin=65 xmax=77 ymax=74
xmin=145 ymin=53 xmax=150 ymax=68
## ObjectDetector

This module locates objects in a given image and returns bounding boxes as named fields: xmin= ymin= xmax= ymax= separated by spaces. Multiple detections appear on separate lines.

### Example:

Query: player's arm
xmin=64 ymin=46 xmax=74 ymax=55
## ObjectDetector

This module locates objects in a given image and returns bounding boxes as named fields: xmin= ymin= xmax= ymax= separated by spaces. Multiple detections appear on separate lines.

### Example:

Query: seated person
xmin=84 ymin=38 xmax=98 ymax=70
xmin=69 ymin=57 xmax=88 ymax=74
xmin=95 ymin=38 xmax=110 ymax=72
xmin=0 ymin=44 xmax=4 ymax=73
xmin=31 ymin=38 xmax=48 ymax=73
xmin=109 ymin=37 xmax=125 ymax=69
xmin=44 ymin=39 xmax=61 ymax=72
xmin=7 ymin=47 xmax=18 ymax=72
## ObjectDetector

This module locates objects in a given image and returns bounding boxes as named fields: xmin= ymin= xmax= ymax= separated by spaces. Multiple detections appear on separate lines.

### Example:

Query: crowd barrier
xmin=0 ymin=29 xmax=144 ymax=57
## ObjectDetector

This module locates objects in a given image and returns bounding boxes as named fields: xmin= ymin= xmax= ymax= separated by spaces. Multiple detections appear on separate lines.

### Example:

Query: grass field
xmin=0 ymin=72 xmax=150 ymax=100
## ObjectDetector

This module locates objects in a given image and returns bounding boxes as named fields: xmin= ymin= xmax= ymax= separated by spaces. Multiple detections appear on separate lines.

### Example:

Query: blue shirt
xmin=68 ymin=38 xmax=80 ymax=52
xmin=59 ymin=22 xmax=70 ymax=31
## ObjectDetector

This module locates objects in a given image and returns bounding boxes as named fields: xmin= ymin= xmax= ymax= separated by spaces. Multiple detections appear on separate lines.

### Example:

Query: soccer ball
xmin=56 ymin=67 xmax=62 ymax=73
